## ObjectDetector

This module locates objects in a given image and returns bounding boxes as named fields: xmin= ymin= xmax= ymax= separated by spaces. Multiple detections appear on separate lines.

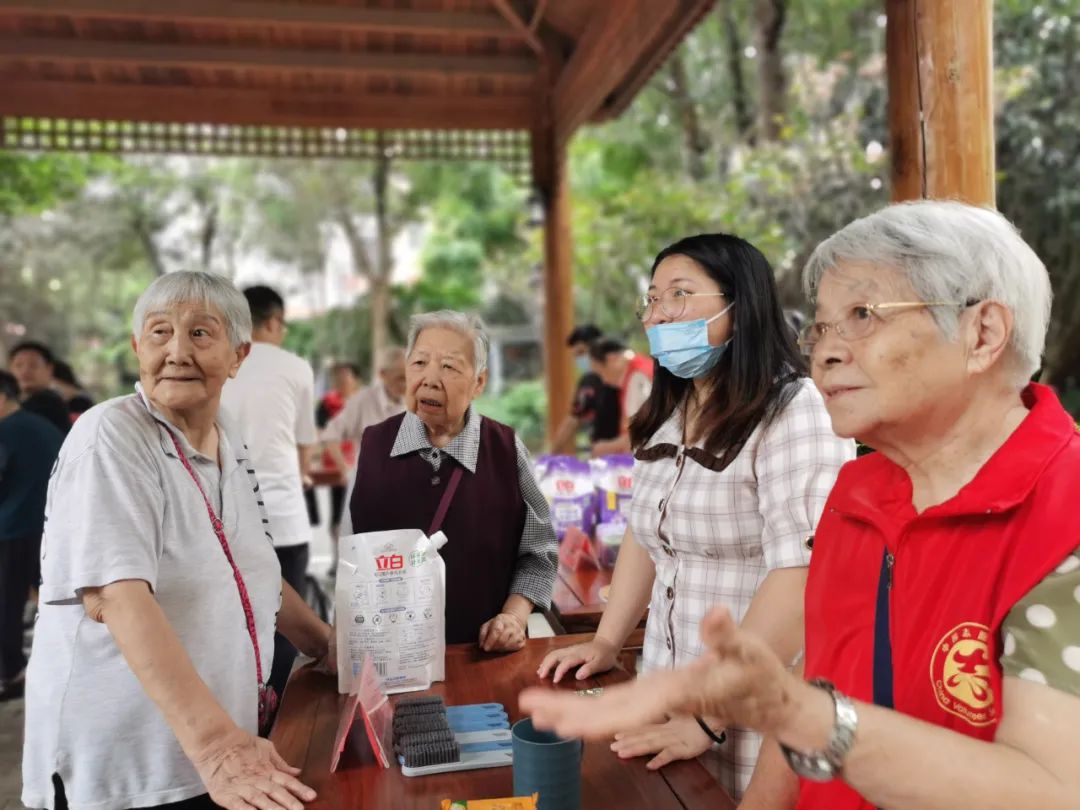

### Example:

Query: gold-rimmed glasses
xmin=636 ymin=288 xmax=726 ymax=322
xmin=798 ymin=301 xmax=971 ymax=356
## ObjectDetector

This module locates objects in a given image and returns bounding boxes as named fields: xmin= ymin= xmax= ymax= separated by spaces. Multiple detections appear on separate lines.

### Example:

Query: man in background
xmin=7 ymin=341 xmax=70 ymax=436
xmin=0 ymin=370 xmax=62 ymax=701
xmin=549 ymin=325 xmax=620 ymax=455
xmin=220 ymin=285 xmax=317 ymax=698
xmin=589 ymin=338 xmax=654 ymax=456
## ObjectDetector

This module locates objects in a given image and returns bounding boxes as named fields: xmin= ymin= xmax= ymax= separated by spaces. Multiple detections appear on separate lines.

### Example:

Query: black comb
xmin=393 ymin=696 xmax=446 ymax=716
xmin=393 ymin=727 xmax=455 ymax=753
xmin=399 ymin=740 xmax=461 ymax=769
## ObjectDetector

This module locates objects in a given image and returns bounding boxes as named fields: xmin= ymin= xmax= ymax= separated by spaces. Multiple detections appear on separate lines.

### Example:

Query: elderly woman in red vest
xmin=522 ymin=201 xmax=1080 ymax=808
xmin=346 ymin=310 xmax=558 ymax=652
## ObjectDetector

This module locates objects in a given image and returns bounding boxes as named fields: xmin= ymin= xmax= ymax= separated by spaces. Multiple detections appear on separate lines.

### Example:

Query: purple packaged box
xmin=536 ymin=455 xmax=596 ymax=541
xmin=591 ymin=455 xmax=635 ymax=524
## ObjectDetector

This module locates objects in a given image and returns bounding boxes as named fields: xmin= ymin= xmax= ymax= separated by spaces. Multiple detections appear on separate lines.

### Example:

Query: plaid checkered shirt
xmin=630 ymin=377 xmax=855 ymax=799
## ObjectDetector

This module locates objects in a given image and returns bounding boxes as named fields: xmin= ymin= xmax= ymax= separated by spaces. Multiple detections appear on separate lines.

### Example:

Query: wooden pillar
xmin=886 ymin=0 xmax=995 ymax=205
xmin=533 ymin=125 xmax=575 ymax=442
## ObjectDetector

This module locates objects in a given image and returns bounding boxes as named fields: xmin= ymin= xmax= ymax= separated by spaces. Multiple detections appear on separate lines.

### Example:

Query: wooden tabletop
xmin=271 ymin=636 xmax=734 ymax=810
xmin=550 ymin=564 xmax=611 ymax=632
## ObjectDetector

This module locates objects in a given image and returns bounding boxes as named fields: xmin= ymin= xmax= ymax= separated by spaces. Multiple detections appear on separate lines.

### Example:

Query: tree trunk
xmin=199 ymin=201 xmax=218 ymax=271
xmin=370 ymin=133 xmax=393 ymax=367
xmin=754 ymin=0 xmax=787 ymax=141
xmin=667 ymin=51 xmax=709 ymax=180
xmin=722 ymin=5 xmax=755 ymax=144
xmin=131 ymin=209 xmax=166 ymax=276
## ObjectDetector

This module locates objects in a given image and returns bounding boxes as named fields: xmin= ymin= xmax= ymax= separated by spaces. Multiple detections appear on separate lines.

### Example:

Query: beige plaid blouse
xmin=629 ymin=377 xmax=855 ymax=799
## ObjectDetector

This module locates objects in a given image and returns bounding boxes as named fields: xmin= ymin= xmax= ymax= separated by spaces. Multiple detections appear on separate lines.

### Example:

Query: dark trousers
xmin=0 ymin=534 xmax=33 ymax=682
xmin=303 ymin=485 xmax=346 ymax=527
xmin=52 ymin=775 xmax=217 ymax=810
xmin=270 ymin=543 xmax=309 ymax=702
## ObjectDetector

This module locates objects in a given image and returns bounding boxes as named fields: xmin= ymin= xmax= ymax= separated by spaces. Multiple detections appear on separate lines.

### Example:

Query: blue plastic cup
xmin=511 ymin=717 xmax=582 ymax=810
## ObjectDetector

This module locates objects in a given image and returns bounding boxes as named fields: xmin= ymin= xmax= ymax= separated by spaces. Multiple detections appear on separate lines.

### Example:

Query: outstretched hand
xmin=520 ymin=606 xmax=799 ymax=741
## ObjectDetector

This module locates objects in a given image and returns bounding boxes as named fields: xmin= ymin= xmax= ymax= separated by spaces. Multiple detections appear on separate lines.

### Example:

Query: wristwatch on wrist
xmin=779 ymin=678 xmax=858 ymax=782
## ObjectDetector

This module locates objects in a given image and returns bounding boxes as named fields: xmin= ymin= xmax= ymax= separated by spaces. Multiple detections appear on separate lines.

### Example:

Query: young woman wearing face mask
xmin=537 ymin=234 xmax=854 ymax=801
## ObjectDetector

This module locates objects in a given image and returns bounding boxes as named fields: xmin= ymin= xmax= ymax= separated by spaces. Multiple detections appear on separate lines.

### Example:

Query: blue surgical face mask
xmin=575 ymin=354 xmax=591 ymax=375
xmin=646 ymin=302 xmax=734 ymax=379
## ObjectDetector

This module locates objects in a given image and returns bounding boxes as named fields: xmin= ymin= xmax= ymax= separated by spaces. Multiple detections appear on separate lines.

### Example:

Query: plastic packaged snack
xmin=535 ymin=455 xmax=596 ymax=540
xmin=441 ymin=795 xmax=539 ymax=810
xmin=335 ymin=529 xmax=447 ymax=695
xmin=591 ymin=454 xmax=635 ymax=524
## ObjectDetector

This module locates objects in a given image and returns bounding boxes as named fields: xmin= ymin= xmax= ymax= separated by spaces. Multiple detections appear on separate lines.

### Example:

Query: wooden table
xmin=271 ymin=636 xmax=734 ymax=810
xmin=550 ymin=565 xmax=650 ymax=638
xmin=550 ymin=564 xmax=611 ymax=633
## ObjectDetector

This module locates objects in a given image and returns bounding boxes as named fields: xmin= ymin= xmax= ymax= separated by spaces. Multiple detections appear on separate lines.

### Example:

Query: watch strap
xmin=780 ymin=678 xmax=858 ymax=782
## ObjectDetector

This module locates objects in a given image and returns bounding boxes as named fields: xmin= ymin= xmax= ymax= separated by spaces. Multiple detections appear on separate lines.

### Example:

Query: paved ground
xmin=0 ymin=689 xmax=23 ymax=810
xmin=0 ymin=490 xmax=338 ymax=809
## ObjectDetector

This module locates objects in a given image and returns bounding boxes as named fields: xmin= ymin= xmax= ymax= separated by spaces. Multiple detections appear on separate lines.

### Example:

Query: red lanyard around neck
xmin=165 ymin=429 xmax=267 ymax=693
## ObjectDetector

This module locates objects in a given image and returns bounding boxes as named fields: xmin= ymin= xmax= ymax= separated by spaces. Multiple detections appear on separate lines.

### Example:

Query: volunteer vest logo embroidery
xmin=930 ymin=622 xmax=997 ymax=727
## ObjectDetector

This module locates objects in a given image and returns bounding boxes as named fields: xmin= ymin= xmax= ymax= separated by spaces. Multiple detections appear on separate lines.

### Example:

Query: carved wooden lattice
xmin=0 ymin=117 xmax=531 ymax=178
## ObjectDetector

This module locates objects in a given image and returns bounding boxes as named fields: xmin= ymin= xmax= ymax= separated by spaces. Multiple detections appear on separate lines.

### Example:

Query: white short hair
xmin=803 ymin=201 xmax=1052 ymax=385
xmin=132 ymin=271 xmax=252 ymax=349
xmin=406 ymin=310 xmax=489 ymax=375
xmin=376 ymin=345 xmax=406 ymax=371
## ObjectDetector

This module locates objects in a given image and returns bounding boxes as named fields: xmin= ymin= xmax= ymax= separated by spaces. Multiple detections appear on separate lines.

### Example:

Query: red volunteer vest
xmin=618 ymin=352 xmax=655 ymax=433
xmin=800 ymin=384 xmax=1080 ymax=809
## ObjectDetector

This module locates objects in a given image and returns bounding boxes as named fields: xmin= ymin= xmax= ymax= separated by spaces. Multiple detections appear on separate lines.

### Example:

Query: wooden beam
xmin=0 ymin=36 xmax=537 ymax=79
xmin=489 ymin=0 xmax=544 ymax=56
xmin=552 ymin=0 xmax=683 ymax=142
xmin=533 ymin=121 xmax=575 ymax=442
xmin=887 ymin=0 xmax=995 ymax=205
xmin=0 ymin=80 xmax=535 ymax=130
xmin=596 ymin=0 xmax=716 ymax=122
xmin=0 ymin=0 xmax=519 ymax=39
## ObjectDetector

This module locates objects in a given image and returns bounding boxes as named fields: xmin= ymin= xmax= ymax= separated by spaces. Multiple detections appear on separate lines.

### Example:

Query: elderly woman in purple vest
xmin=345 ymin=310 xmax=558 ymax=652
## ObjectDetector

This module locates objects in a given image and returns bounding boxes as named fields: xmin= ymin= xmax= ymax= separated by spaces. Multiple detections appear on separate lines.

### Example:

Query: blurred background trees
xmin=2 ymin=0 xmax=1078 ymax=441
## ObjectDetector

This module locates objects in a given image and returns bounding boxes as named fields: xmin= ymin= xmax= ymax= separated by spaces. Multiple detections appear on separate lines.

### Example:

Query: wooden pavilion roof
xmin=0 ymin=0 xmax=715 ymax=170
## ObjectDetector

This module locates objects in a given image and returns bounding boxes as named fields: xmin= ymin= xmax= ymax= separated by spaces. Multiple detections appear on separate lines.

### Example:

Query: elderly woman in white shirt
xmin=23 ymin=272 xmax=332 ymax=810
xmin=537 ymin=234 xmax=853 ymax=800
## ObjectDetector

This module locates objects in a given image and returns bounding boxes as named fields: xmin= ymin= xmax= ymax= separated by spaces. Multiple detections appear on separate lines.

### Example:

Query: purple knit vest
xmin=350 ymin=413 xmax=526 ymax=644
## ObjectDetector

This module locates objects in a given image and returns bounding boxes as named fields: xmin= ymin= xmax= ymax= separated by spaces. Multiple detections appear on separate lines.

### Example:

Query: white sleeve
xmin=40 ymin=424 xmax=165 ymax=604
xmin=624 ymin=372 xmax=652 ymax=421
xmin=294 ymin=361 xmax=318 ymax=446
xmin=753 ymin=381 xmax=855 ymax=571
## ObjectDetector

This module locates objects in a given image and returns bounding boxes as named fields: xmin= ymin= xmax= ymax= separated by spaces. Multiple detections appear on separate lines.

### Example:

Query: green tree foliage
xmin=2 ymin=0 xmax=1078 ymax=425
xmin=0 ymin=153 xmax=95 ymax=215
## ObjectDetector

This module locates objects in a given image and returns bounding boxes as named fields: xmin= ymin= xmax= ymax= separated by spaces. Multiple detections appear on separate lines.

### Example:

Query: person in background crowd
xmin=0 ymin=370 xmax=63 ymax=702
xmin=523 ymin=202 xmax=1080 ymax=809
xmin=23 ymin=271 xmax=330 ymax=810
xmin=52 ymin=359 xmax=95 ymax=422
xmin=343 ymin=311 xmax=557 ymax=652
xmin=319 ymin=349 xmax=407 ymax=573
xmin=536 ymin=234 xmax=853 ymax=801
xmin=588 ymin=337 xmax=654 ymax=456
xmin=322 ymin=350 xmax=406 ymax=490
xmin=7 ymin=341 xmax=70 ymax=435
xmin=220 ymin=285 xmax=318 ymax=701
xmin=549 ymin=324 xmax=621 ymax=455
xmin=304 ymin=361 xmax=363 ymax=533
xmin=317 ymin=362 xmax=361 ymax=428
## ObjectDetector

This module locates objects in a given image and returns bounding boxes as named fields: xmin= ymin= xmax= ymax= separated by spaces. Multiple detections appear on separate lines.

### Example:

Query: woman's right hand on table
xmin=192 ymin=726 xmax=316 ymax=810
xmin=536 ymin=636 xmax=619 ymax=683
